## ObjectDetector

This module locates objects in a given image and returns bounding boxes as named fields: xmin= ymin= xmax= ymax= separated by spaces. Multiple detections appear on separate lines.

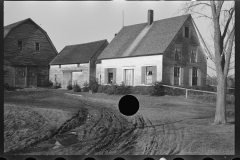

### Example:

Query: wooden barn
xmin=97 ymin=10 xmax=207 ymax=87
xmin=4 ymin=18 xmax=58 ymax=88
xmin=49 ymin=40 xmax=108 ymax=89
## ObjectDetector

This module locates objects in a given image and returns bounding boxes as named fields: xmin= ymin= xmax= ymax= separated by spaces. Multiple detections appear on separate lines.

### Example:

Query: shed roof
xmin=98 ymin=14 xmax=191 ymax=60
xmin=50 ymin=40 xmax=108 ymax=65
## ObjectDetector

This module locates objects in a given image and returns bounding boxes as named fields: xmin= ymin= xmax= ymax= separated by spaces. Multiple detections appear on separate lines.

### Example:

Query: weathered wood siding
xmin=4 ymin=19 xmax=57 ymax=87
xmin=99 ymin=55 xmax=163 ymax=86
xmin=162 ymin=17 xmax=207 ymax=87
xmin=49 ymin=63 xmax=89 ymax=89
xmin=4 ymin=65 xmax=15 ymax=87
xmin=4 ymin=20 xmax=57 ymax=66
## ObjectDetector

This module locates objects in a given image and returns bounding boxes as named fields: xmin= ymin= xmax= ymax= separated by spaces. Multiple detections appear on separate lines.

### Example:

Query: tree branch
xmin=208 ymin=65 xmax=216 ymax=72
xmin=216 ymin=1 xmax=224 ymax=17
xmin=224 ymin=28 xmax=235 ymax=76
xmin=222 ymin=7 xmax=235 ymax=40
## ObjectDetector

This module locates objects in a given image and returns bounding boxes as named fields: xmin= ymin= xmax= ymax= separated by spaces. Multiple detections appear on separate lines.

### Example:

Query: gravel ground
xmin=4 ymin=88 xmax=235 ymax=155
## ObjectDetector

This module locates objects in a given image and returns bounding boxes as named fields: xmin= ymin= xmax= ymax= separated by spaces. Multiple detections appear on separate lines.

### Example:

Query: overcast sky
xmin=5 ymin=1 xmax=232 ymax=77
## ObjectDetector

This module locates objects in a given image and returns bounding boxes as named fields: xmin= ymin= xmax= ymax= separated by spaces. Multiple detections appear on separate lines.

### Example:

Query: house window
xmin=185 ymin=26 xmax=189 ymax=38
xmin=108 ymin=68 xmax=113 ymax=84
xmin=4 ymin=71 xmax=8 ymax=76
xmin=77 ymin=64 xmax=80 ymax=68
xmin=35 ymin=43 xmax=40 ymax=51
xmin=192 ymin=67 xmax=198 ymax=85
xmin=175 ymin=45 xmax=181 ymax=61
xmin=142 ymin=66 xmax=157 ymax=84
xmin=59 ymin=65 xmax=61 ymax=68
xmin=18 ymin=71 xmax=25 ymax=77
xmin=18 ymin=41 xmax=23 ymax=49
xmin=146 ymin=66 xmax=153 ymax=84
xmin=190 ymin=46 xmax=197 ymax=63
xmin=174 ymin=67 xmax=180 ymax=85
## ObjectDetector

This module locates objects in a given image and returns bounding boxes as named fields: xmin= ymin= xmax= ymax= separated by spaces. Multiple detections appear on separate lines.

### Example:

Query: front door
xmin=125 ymin=69 xmax=134 ymax=86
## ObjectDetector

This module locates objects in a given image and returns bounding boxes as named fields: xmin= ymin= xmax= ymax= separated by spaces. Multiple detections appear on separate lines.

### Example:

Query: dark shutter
xmin=104 ymin=68 xmax=108 ymax=84
xmin=141 ymin=66 xmax=146 ymax=84
xmin=152 ymin=66 xmax=157 ymax=83
xmin=113 ymin=68 xmax=116 ymax=84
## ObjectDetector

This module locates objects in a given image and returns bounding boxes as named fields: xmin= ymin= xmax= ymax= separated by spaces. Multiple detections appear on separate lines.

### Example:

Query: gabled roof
xmin=98 ymin=14 xmax=191 ymax=60
xmin=4 ymin=18 xmax=58 ymax=55
xmin=50 ymin=40 xmax=108 ymax=65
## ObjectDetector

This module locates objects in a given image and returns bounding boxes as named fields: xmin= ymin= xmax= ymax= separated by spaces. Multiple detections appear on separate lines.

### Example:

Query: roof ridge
xmin=122 ymin=14 xmax=191 ymax=28
xmin=66 ymin=39 xmax=107 ymax=47
xmin=4 ymin=18 xmax=31 ymax=28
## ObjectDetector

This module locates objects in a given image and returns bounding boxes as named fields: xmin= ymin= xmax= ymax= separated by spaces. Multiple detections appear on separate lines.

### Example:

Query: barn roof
xmin=50 ymin=40 xmax=108 ymax=65
xmin=4 ymin=18 xmax=58 ymax=56
xmin=98 ymin=14 xmax=191 ymax=60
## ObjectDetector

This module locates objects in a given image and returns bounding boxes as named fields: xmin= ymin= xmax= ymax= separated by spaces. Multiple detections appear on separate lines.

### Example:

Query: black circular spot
xmin=118 ymin=95 xmax=139 ymax=116
xmin=202 ymin=158 xmax=214 ymax=160
xmin=143 ymin=157 xmax=155 ymax=160
xmin=173 ymin=158 xmax=184 ymax=160
xmin=114 ymin=157 xmax=125 ymax=160
xmin=232 ymin=158 xmax=240 ymax=160
xmin=25 ymin=158 xmax=36 ymax=160
xmin=84 ymin=157 xmax=95 ymax=160
xmin=55 ymin=158 xmax=66 ymax=160
xmin=0 ymin=158 xmax=7 ymax=160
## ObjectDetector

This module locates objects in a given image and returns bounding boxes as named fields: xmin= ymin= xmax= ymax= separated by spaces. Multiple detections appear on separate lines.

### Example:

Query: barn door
xmin=28 ymin=67 xmax=37 ymax=87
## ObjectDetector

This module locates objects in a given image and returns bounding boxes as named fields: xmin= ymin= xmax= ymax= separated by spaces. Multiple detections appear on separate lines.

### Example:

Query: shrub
xmin=98 ymin=85 xmax=109 ymax=93
xmin=131 ymin=86 xmax=153 ymax=95
xmin=51 ymin=82 xmax=61 ymax=89
xmin=89 ymin=79 xmax=99 ymax=93
xmin=82 ymin=81 xmax=89 ymax=92
xmin=73 ymin=83 xmax=81 ymax=92
xmin=115 ymin=82 xmax=132 ymax=95
xmin=151 ymin=81 xmax=165 ymax=96
xmin=164 ymin=87 xmax=185 ymax=96
xmin=227 ymin=94 xmax=235 ymax=105
xmin=42 ymin=80 xmax=53 ymax=88
xmin=67 ymin=82 xmax=73 ymax=90
xmin=106 ymin=84 xmax=117 ymax=95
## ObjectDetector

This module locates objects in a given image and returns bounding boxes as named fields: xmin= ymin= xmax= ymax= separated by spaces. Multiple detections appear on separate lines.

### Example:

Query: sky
xmin=4 ymin=1 xmax=234 ymax=77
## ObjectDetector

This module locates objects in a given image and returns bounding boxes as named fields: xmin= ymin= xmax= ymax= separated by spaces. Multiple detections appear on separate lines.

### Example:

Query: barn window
xmin=18 ymin=71 xmax=25 ymax=77
xmin=18 ymin=41 xmax=23 ymax=49
xmin=29 ymin=72 xmax=35 ymax=77
xmin=174 ymin=44 xmax=181 ymax=61
xmin=185 ymin=26 xmax=189 ymax=38
xmin=35 ymin=43 xmax=40 ymax=51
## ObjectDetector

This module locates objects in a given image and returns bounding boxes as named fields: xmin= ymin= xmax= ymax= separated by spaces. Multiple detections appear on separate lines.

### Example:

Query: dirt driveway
xmin=4 ymin=88 xmax=234 ymax=155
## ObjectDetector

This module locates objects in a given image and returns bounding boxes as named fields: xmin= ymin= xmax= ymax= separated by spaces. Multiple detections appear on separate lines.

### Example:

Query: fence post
xmin=186 ymin=89 xmax=188 ymax=99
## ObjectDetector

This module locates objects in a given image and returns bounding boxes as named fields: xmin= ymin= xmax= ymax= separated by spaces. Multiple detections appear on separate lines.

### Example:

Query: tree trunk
xmin=214 ymin=74 xmax=227 ymax=124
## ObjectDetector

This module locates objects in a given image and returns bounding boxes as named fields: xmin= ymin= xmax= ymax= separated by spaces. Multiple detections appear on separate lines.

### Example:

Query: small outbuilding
xmin=49 ymin=40 xmax=108 ymax=89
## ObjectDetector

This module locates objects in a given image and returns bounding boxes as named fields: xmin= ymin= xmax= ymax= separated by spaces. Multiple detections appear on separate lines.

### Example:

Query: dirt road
xmin=4 ymin=89 xmax=234 ymax=155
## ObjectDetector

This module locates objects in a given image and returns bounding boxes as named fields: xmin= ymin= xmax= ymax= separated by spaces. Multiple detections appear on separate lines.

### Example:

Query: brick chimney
xmin=148 ymin=10 xmax=154 ymax=26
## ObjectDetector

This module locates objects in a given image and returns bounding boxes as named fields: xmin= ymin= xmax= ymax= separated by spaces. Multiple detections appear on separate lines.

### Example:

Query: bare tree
xmin=180 ymin=1 xmax=235 ymax=124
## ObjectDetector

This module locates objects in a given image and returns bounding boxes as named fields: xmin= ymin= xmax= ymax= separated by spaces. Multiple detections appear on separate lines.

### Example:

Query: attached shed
xmin=49 ymin=40 xmax=108 ymax=89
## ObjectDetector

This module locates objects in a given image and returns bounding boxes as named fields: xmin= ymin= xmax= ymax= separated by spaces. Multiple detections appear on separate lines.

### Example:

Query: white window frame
xmin=174 ymin=66 xmax=181 ymax=86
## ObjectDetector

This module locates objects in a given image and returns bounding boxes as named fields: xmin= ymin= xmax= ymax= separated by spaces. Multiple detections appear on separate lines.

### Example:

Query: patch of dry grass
xmin=4 ymin=103 xmax=73 ymax=153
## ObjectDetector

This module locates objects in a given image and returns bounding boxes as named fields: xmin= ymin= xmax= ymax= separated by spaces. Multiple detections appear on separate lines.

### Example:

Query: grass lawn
xmin=4 ymin=88 xmax=234 ymax=155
